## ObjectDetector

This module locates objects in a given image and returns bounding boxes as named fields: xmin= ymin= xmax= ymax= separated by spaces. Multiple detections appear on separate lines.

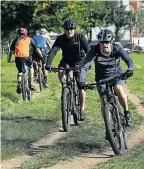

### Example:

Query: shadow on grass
xmin=1 ymin=91 xmax=19 ymax=103
xmin=1 ymin=115 xmax=55 ymax=123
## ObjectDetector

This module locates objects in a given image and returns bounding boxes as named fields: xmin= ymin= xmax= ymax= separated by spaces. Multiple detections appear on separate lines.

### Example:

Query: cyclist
xmin=32 ymin=28 xmax=52 ymax=88
xmin=79 ymin=29 xmax=134 ymax=127
xmin=8 ymin=27 xmax=43 ymax=94
xmin=40 ymin=28 xmax=52 ymax=44
xmin=46 ymin=19 xmax=89 ymax=120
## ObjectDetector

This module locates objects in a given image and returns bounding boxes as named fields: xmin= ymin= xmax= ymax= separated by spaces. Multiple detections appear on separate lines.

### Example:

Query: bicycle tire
xmin=38 ymin=66 xmax=43 ymax=91
xmin=116 ymin=98 xmax=128 ymax=150
xmin=119 ymin=112 xmax=128 ymax=150
xmin=73 ymin=87 xmax=81 ymax=125
xmin=27 ymin=72 xmax=32 ymax=101
xmin=22 ymin=73 xmax=27 ymax=101
xmin=104 ymin=103 xmax=125 ymax=155
xmin=61 ymin=87 xmax=71 ymax=132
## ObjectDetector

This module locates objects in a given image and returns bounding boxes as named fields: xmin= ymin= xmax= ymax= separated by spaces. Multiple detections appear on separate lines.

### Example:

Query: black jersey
xmin=47 ymin=33 xmax=89 ymax=66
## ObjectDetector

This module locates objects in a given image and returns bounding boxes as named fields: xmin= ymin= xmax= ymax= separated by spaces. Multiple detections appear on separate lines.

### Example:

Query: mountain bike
xmin=21 ymin=60 xmax=32 ymax=101
xmin=37 ymin=59 xmax=44 ymax=91
xmin=50 ymin=67 xmax=81 ymax=132
xmin=86 ymin=73 xmax=129 ymax=155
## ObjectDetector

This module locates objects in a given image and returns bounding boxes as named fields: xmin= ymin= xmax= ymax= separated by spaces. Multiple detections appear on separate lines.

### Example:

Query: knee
xmin=114 ymin=85 xmax=127 ymax=97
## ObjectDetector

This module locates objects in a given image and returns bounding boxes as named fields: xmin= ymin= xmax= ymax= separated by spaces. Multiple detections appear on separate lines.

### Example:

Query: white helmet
xmin=40 ymin=28 xmax=47 ymax=35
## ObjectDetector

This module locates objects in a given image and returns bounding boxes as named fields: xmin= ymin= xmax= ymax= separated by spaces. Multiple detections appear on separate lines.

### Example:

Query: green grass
xmin=1 ymin=53 xmax=144 ymax=168
xmin=121 ymin=53 xmax=144 ymax=103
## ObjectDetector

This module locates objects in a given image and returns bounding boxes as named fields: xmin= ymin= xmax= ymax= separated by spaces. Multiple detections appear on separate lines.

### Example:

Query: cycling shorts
xmin=15 ymin=57 xmax=32 ymax=73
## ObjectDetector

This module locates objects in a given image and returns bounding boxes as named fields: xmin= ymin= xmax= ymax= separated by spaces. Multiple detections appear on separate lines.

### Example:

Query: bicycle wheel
xmin=22 ymin=73 xmax=27 ymax=101
xmin=61 ymin=87 xmax=71 ymax=132
xmin=119 ymin=112 xmax=128 ymax=150
xmin=116 ymin=98 xmax=128 ymax=150
xmin=27 ymin=72 xmax=32 ymax=101
xmin=73 ymin=87 xmax=81 ymax=125
xmin=38 ymin=65 xmax=43 ymax=91
xmin=104 ymin=103 xmax=125 ymax=155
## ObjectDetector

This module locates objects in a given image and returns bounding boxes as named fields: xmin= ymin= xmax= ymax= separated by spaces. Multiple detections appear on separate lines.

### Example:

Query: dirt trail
xmin=1 ymin=85 xmax=144 ymax=169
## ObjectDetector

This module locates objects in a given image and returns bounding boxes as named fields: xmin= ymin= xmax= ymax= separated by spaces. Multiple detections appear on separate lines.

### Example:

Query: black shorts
xmin=58 ymin=60 xmax=81 ymax=89
xmin=15 ymin=57 xmax=32 ymax=73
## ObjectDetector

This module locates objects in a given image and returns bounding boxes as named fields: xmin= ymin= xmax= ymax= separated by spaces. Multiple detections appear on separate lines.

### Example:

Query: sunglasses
xmin=101 ymin=41 xmax=110 ymax=44
xmin=65 ymin=28 xmax=74 ymax=31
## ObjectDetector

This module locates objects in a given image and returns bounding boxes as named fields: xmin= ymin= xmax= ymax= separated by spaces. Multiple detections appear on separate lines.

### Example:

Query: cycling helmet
xmin=97 ymin=29 xmax=114 ymax=42
xmin=40 ymin=28 xmax=47 ymax=34
xmin=62 ymin=20 xmax=76 ymax=29
xmin=18 ymin=28 xmax=28 ymax=35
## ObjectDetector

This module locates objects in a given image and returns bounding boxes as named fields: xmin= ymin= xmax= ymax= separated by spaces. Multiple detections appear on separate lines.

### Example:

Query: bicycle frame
xmin=64 ymin=70 xmax=79 ymax=113
xmin=101 ymin=84 xmax=123 ymax=130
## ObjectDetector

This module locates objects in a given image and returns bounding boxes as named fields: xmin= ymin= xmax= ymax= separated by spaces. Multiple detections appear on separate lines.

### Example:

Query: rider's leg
xmin=15 ymin=58 xmax=23 ymax=94
xmin=42 ymin=63 xmax=48 ymax=88
xmin=114 ymin=84 xmax=128 ymax=111
xmin=42 ymin=50 xmax=48 ymax=88
xmin=30 ymin=67 xmax=34 ymax=85
xmin=58 ymin=60 xmax=67 ymax=86
xmin=114 ymin=81 xmax=133 ymax=127
xmin=58 ymin=69 xmax=66 ymax=86
xmin=28 ymin=59 xmax=36 ymax=91
xmin=80 ymin=89 xmax=86 ymax=112
xmin=33 ymin=61 xmax=38 ymax=77
xmin=79 ymin=89 xmax=86 ymax=121
xmin=17 ymin=73 xmax=22 ymax=94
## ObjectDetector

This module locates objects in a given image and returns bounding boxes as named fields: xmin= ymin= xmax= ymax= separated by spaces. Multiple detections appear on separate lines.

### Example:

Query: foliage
xmin=1 ymin=1 xmax=136 ymax=42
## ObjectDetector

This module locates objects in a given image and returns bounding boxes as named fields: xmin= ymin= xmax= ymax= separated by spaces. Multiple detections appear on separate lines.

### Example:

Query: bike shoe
xmin=105 ymin=132 xmax=109 ymax=140
xmin=16 ymin=84 xmax=22 ymax=94
xmin=80 ymin=111 xmax=86 ymax=121
xmin=124 ymin=111 xmax=133 ymax=127
xmin=31 ymin=85 xmax=36 ymax=91
xmin=43 ymin=82 xmax=48 ymax=88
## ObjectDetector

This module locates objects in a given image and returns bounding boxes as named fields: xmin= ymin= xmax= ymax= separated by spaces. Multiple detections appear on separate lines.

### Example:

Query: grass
xmin=126 ymin=54 xmax=144 ymax=103
xmin=92 ymin=141 xmax=144 ymax=169
xmin=1 ymin=53 xmax=144 ymax=168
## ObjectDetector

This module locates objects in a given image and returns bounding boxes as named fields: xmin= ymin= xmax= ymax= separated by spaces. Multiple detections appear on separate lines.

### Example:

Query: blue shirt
xmin=33 ymin=35 xmax=48 ymax=50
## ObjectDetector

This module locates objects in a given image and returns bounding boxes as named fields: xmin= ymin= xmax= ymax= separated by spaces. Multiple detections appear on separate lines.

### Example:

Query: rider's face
xmin=99 ymin=41 xmax=112 ymax=54
xmin=64 ymin=28 xmax=75 ymax=38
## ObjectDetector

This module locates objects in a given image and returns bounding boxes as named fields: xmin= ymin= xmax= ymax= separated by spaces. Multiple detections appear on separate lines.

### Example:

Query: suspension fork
xmin=65 ymin=72 xmax=73 ymax=112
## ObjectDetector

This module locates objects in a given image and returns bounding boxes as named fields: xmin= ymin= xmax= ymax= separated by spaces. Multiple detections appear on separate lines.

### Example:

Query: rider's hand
xmin=125 ymin=69 xmax=134 ymax=78
xmin=45 ymin=65 xmax=51 ymax=72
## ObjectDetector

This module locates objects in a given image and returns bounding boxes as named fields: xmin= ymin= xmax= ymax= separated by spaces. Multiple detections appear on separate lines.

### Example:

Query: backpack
xmin=75 ymin=33 xmax=82 ymax=53
xmin=15 ymin=36 xmax=30 ymax=57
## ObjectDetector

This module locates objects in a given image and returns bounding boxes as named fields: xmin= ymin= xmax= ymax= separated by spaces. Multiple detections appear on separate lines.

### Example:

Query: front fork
xmin=103 ymin=94 xmax=123 ymax=134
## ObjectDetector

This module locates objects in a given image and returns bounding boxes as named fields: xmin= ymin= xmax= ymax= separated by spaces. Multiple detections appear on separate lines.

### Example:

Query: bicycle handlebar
xmin=86 ymin=73 xmax=128 ymax=90
xmin=47 ymin=67 xmax=80 ymax=73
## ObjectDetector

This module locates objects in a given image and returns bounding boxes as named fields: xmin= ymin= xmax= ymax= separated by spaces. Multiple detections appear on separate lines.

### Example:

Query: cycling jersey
xmin=32 ymin=35 xmax=48 ymax=49
xmin=47 ymin=33 xmax=89 ymax=67
xmin=10 ymin=35 xmax=38 ymax=57
xmin=80 ymin=43 xmax=134 ymax=82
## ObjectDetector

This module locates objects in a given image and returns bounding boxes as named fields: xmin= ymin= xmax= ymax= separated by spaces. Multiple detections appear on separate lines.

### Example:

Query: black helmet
xmin=97 ymin=29 xmax=114 ymax=42
xmin=62 ymin=20 xmax=76 ymax=29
